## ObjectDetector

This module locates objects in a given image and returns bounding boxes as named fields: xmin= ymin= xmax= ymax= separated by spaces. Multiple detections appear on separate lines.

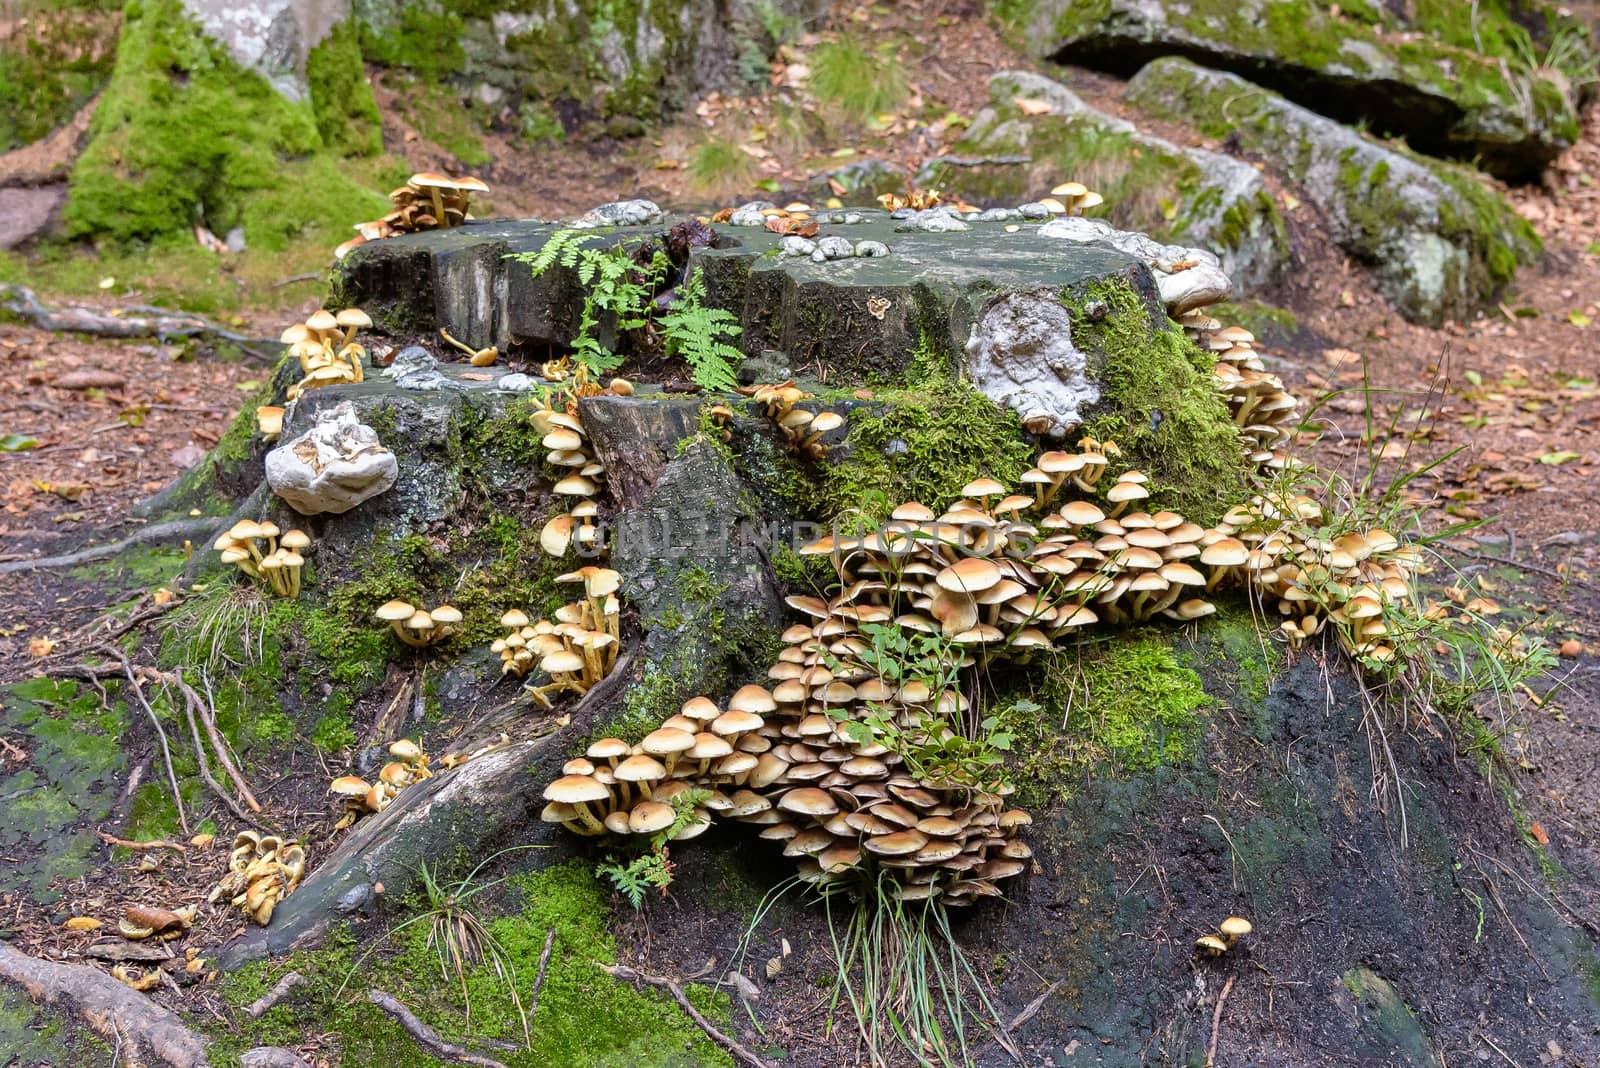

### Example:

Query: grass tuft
xmin=807 ymin=36 xmax=909 ymax=123
xmin=686 ymin=138 xmax=759 ymax=199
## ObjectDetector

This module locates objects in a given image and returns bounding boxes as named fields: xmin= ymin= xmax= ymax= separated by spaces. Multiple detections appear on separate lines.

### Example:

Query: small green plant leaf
xmin=0 ymin=434 xmax=41 ymax=452
xmin=1538 ymin=450 xmax=1580 ymax=465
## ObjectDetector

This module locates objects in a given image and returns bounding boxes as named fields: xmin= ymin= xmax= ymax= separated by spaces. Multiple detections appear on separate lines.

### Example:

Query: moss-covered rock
xmin=351 ymin=0 xmax=821 ymax=134
xmin=933 ymin=69 xmax=1288 ymax=292
xmin=0 ymin=1 xmax=120 ymax=151
xmin=1006 ymin=0 xmax=1590 ymax=180
xmin=64 ymin=0 xmax=384 ymax=247
xmin=1127 ymin=58 xmax=1541 ymax=324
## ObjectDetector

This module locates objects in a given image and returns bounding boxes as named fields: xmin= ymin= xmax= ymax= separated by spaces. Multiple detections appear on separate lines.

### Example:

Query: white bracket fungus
xmin=265 ymin=401 xmax=398 ymax=515
xmin=1037 ymin=217 xmax=1233 ymax=315
xmin=963 ymin=293 xmax=1100 ymax=438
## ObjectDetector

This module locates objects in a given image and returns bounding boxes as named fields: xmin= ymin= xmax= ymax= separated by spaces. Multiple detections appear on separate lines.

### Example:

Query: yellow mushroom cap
xmin=330 ymin=775 xmax=371 ymax=797
xmin=306 ymin=310 xmax=339 ymax=333
xmin=375 ymin=600 xmax=415 ymax=622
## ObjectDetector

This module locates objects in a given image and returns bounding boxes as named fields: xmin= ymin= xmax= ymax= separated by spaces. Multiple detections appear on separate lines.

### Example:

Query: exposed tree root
xmin=243 ymin=971 xmax=304 ymax=1018
xmin=0 ymin=282 xmax=279 ymax=359
xmin=526 ymin=927 xmax=555 ymax=1029
xmin=367 ymin=989 xmax=510 ymax=1068
xmin=0 ymin=517 xmax=223 ymax=574
xmin=142 ymin=665 xmax=262 ymax=818
xmin=599 ymin=964 xmax=774 ymax=1068
xmin=0 ymin=941 xmax=210 ymax=1068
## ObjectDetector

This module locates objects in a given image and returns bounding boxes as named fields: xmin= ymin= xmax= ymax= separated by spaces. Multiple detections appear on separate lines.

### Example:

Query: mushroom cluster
xmin=535 ymin=408 xmax=610 ymax=559
xmin=734 ymin=381 xmax=846 ymax=461
xmin=545 ymin=669 xmax=1034 ymax=904
xmin=1045 ymin=181 xmax=1104 ymax=216
xmin=329 ymin=739 xmax=432 ymax=830
xmin=1213 ymin=493 xmax=1421 ymax=660
xmin=213 ymin=520 xmax=311 ymax=599
xmin=207 ymin=831 xmax=306 ymax=926
xmin=374 ymin=600 xmax=463 ymax=647
xmin=1196 ymin=915 xmax=1253 ymax=956
xmin=281 ymin=308 xmax=372 ymax=399
xmin=874 ymin=189 xmax=977 ymax=213
xmin=335 ymin=172 xmax=490 ymax=259
xmin=713 ymin=200 xmax=821 ymax=234
xmin=506 ymin=567 xmax=623 ymax=705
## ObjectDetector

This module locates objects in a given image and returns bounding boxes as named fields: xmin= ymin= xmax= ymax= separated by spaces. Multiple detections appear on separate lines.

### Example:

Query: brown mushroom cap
xmin=375 ymin=600 xmax=415 ymax=622
xmin=615 ymin=754 xmax=668 ymax=783
xmin=628 ymin=801 xmax=676 ymax=835
xmin=777 ymin=787 xmax=838 ymax=816
xmin=642 ymin=727 xmax=696 ymax=756
xmin=544 ymin=774 xmax=609 ymax=804
xmin=935 ymin=557 xmax=1003 ymax=594
xmin=330 ymin=775 xmax=372 ymax=797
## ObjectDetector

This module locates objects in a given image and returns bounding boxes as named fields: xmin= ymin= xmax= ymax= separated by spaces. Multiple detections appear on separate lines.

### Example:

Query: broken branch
xmin=244 ymin=971 xmax=305 ymax=1018
xmin=599 ymin=963 xmax=774 ymax=1068
xmin=367 ymin=989 xmax=509 ymax=1068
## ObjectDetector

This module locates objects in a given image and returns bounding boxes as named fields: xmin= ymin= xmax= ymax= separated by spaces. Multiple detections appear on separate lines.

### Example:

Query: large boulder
xmin=936 ymin=69 xmax=1288 ymax=292
xmin=1007 ymin=0 xmax=1589 ymax=180
xmin=1126 ymin=58 xmax=1542 ymax=325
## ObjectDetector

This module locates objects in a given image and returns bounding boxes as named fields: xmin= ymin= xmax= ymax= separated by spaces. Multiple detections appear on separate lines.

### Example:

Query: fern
xmin=662 ymin=267 xmax=745 ymax=392
xmin=509 ymin=233 xmax=745 ymax=389
xmin=507 ymin=228 xmax=597 ymax=278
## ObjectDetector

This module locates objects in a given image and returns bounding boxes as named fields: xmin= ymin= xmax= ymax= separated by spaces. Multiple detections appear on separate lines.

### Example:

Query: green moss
xmin=67 ymin=544 xmax=187 ymax=588
xmin=996 ymin=635 xmax=1210 ymax=807
xmin=817 ymin=377 xmax=1034 ymax=517
xmin=1066 ymin=277 xmax=1246 ymax=525
xmin=1184 ymin=607 xmax=1281 ymax=739
xmin=306 ymin=19 xmax=383 ymax=157
xmin=64 ymin=0 xmax=386 ymax=247
xmin=209 ymin=863 xmax=734 ymax=1067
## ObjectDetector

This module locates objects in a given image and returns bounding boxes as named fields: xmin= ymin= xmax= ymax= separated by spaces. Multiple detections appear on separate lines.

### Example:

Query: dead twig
xmin=1205 ymin=974 xmax=1236 ymax=1068
xmin=111 ymin=648 xmax=189 ymax=837
xmin=244 ymin=972 xmax=305 ymax=1018
xmin=141 ymin=666 xmax=260 ymax=819
xmin=0 ymin=282 xmax=278 ymax=360
xmin=96 ymin=831 xmax=185 ymax=852
xmin=1005 ymin=980 xmax=1061 ymax=1032
xmin=527 ymin=927 xmax=556 ymax=1028
xmin=367 ymin=989 xmax=509 ymax=1068
xmin=599 ymin=963 xmax=773 ymax=1068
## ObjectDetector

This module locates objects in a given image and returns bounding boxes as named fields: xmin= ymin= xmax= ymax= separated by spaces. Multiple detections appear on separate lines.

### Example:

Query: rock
xmin=853 ymin=239 xmax=889 ymax=258
xmin=358 ymin=0 xmax=826 ymax=128
xmin=1126 ymin=58 xmax=1541 ymax=324
xmin=895 ymin=209 xmax=969 ymax=233
xmin=807 ymin=158 xmax=909 ymax=202
xmin=265 ymin=401 xmax=398 ymax=515
xmin=381 ymin=346 xmax=459 ymax=391
xmin=1038 ymin=217 xmax=1233 ymax=315
xmin=0 ymin=186 xmax=65 ymax=250
xmin=572 ymin=198 xmax=663 ymax=229
xmin=727 ymin=200 xmax=777 ymax=226
xmin=963 ymin=293 xmax=1100 ymax=437
xmin=179 ymin=0 xmax=347 ymax=101
xmin=942 ymin=70 xmax=1286 ymax=292
xmin=778 ymin=236 xmax=817 ymax=257
xmin=1015 ymin=0 xmax=1586 ymax=179
xmin=811 ymin=235 xmax=854 ymax=261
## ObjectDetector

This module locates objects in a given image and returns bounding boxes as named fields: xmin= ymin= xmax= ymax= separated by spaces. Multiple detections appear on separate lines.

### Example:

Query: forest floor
xmin=0 ymin=0 xmax=1598 ymax=1056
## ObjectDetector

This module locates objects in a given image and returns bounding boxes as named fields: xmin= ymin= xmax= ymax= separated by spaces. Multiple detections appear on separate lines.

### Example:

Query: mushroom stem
xmin=426 ymin=187 xmax=447 ymax=229
xmin=571 ymin=802 xmax=605 ymax=834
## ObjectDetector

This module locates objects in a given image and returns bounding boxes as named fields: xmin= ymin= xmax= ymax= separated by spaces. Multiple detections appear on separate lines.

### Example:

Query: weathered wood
xmin=0 ymin=941 xmax=210 ymax=1068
